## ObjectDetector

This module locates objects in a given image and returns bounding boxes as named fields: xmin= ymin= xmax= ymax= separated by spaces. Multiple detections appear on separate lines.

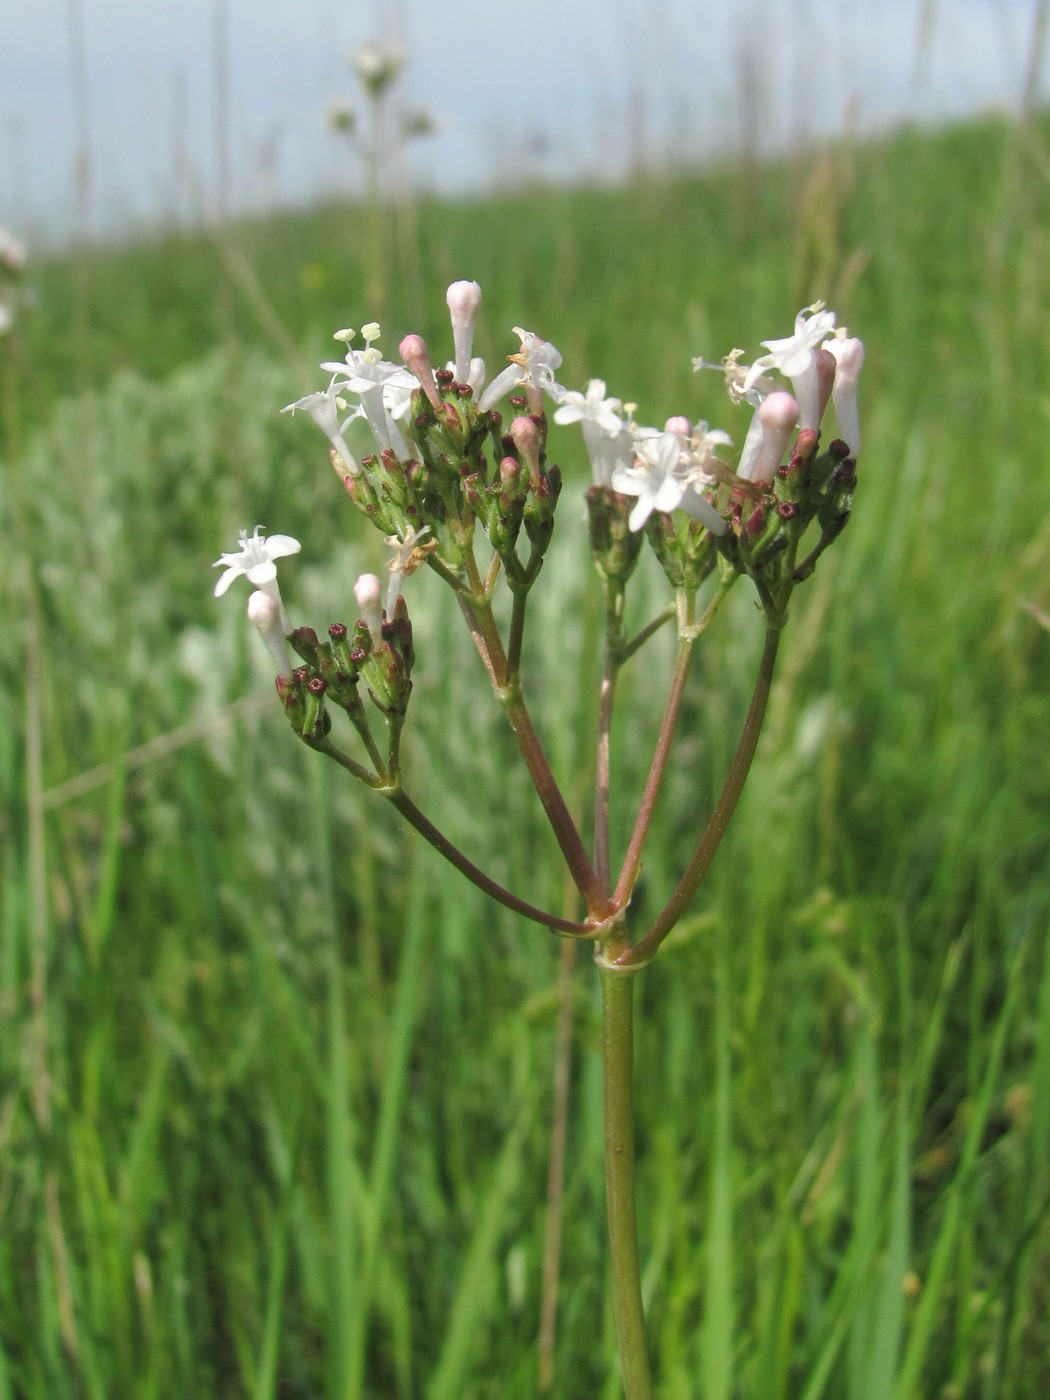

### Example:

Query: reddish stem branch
xmin=613 ymin=636 xmax=695 ymax=909
xmin=616 ymin=626 xmax=781 ymax=967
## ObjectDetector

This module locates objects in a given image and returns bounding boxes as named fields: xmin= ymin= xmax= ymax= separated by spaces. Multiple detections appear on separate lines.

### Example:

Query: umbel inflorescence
xmin=214 ymin=279 xmax=862 ymax=1396
xmin=214 ymin=281 xmax=862 ymax=950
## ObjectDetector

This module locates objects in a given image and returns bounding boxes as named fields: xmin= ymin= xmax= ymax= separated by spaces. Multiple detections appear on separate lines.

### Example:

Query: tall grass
xmin=2 ymin=109 xmax=1050 ymax=1395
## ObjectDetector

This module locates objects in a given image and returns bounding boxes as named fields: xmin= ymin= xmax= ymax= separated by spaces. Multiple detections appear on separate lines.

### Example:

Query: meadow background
xmin=3 ymin=7 xmax=1050 ymax=1398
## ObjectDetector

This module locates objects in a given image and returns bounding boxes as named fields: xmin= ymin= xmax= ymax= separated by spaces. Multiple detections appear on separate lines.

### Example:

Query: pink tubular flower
xmin=822 ymin=335 xmax=864 ymax=455
xmin=446 ymin=280 xmax=482 ymax=384
xmin=400 ymin=334 xmax=440 ymax=407
xmin=738 ymin=391 xmax=799 ymax=484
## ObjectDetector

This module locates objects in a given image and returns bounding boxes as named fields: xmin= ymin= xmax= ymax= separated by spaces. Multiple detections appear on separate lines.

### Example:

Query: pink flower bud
xmin=510 ymin=415 xmax=542 ymax=486
xmin=740 ymin=390 xmax=799 ymax=483
xmin=400 ymin=334 xmax=440 ymax=408
xmin=664 ymin=415 xmax=692 ymax=437
xmin=824 ymin=337 xmax=864 ymax=454
xmin=815 ymin=347 xmax=836 ymax=425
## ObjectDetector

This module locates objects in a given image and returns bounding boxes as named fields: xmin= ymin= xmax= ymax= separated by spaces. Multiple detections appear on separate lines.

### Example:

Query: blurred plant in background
xmin=0 ymin=226 xmax=28 ymax=336
xmin=325 ymin=40 xmax=436 ymax=317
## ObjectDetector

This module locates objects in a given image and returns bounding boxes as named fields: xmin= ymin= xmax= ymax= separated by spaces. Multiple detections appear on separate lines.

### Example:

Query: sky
xmin=0 ymin=0 xmax=1045 ymax=243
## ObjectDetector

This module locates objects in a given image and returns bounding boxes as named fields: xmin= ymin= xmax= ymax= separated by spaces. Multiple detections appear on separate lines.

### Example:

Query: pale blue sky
xmin=1 ymin=0 xmax=1044 ymax=242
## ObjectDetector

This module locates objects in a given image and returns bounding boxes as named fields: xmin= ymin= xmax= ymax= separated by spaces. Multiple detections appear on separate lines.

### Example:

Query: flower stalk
xmin=602 ymin=967 xmax=654 ymax=1400
xmin=217 ymin=288 xmax=863 ymax=1394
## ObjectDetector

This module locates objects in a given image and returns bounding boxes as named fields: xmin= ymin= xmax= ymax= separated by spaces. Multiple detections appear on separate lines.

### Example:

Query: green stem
xmin=601 ymin=968 xmax=653 ymax=1400
xmin=594 ymin=653 xmax=618 ymax=894
xmin=506 ymin=585 xmax=528 ymax=679
xmin=620 ymin=605 xmax=675 ymax=662
xmin=311 ymin=735 xmax=387 ymax=788
xmin=595 ymin=578 xmax=626 ymax=893
xmin=618 ymin=626 xmax=781 ymax=968
xmin=386 ymin=790 xmax=594 ymax=938
xmin=314 ymin=736 xmax=592 ymax=934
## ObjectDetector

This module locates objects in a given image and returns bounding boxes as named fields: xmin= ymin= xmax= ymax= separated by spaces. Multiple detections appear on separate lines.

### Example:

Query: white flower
xmin=384 ymin=524 xmax=435 ymax=617
xmin=745 ymin=302 xmax=837 ymax=430
xmin=554 ymin=379 xmax=623 ymax=435
xmin=321 ymin=331 xmax=416 ymax=454
xmin=213 ymin=526 xmax=301 ymax=631
xmin=282 ymin=384 xmax=361 ymax=474
xmin=755 ymin=303 xmax=837 ymax=378
xmin=554 ymin=379 xmax=628 ymax=486
xmin=478 ymin=327 xmax=565 ymax=412
xmin=611 ymin=431 xmax=726 ymax=534
xmin=680 ymin=420 xmax=733 ymax=477
xmin=612 ymin=432 xmax=683 ymax=528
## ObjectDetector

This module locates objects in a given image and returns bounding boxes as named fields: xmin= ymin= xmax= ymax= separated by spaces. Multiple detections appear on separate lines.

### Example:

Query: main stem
xmin=601 ymin=968 xmax=653 ymax=1400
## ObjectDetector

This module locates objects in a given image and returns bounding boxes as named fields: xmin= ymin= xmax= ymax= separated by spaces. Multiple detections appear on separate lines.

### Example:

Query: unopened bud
xmin=400 ymin=333 xmax=440 ymax=407
xmin=446 ymin=280 xmax=482 ymax=384
xmin=665 ymin=415 xmax=691 ymax=437
xmin=354 ymin=572 xmax=384 ymax=642
xmin=825 ymin=336 xmax=864 ymax=455
xmin=247 ymin=590 xmax=293 ymax=677
xmin=739 ymin=391 xmax=799 ymax=484
xmin=510 ymin=415 xmax=542 ymax=487
xmin=815 ymin=347 xmax=836 ymax=425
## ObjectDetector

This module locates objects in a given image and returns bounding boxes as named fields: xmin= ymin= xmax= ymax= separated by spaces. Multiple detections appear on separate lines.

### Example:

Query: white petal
xmin=213 ymin=565 xmax=242 ymax=597
xmin=653 ymin=474 xmax=685 ymax=514
xmin=246 ymin=560 xmax=278 ymax=586
xmin=264 ymin=534 xmax=302 ymax=560
xmin=628 ymin=496 xmax=653 ymax=531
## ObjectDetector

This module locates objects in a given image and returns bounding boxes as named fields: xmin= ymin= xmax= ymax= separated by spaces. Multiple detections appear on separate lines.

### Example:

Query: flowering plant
xmin=0 ymin=225 xmax=27 ymax=336
xmin=216 ymin=281 xmax=862 ymax=1396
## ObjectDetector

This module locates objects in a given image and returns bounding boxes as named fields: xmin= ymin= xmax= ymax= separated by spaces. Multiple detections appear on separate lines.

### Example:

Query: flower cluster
xmin=217 ymin=283 xmax=862 ymax=723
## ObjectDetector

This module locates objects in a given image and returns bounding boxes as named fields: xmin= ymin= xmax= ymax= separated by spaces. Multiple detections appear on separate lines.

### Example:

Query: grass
xmin=2 ymin=107 xmax=1050 ymax=1396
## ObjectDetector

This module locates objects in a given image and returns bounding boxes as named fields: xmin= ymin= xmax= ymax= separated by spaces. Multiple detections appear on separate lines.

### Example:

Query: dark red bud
xmin=308 ymin=676 xmax=328 ymax=695
xmin=328 ymin=622 xmax=347 ymax=640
